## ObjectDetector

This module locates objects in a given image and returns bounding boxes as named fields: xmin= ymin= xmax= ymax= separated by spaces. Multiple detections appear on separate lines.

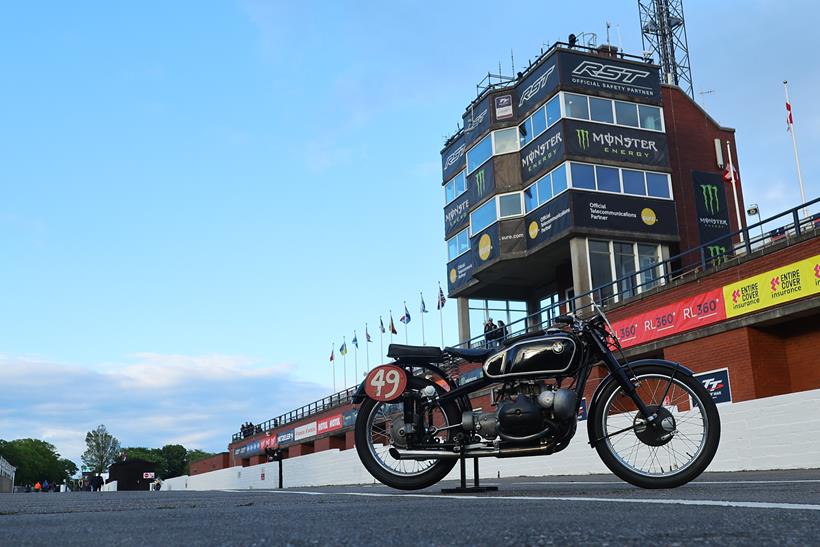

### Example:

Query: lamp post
xmin=747 ymin=203 xmax=764 ymax=244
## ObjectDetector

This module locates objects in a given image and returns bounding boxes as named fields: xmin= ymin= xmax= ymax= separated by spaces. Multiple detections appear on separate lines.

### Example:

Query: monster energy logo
xmin=707 ymin=245 xmax=728 ymax=265
xmin=475 ymin=169 xmax=486 ymax=197
xmin=700 ymin=184 xmax=721 ymax=215
xmin=576 ymin=129 xmax=590 ymax=150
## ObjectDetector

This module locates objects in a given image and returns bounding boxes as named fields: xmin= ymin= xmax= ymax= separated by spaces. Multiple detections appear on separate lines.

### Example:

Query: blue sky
xmin=1 ymin=0 xmax=817 ymax=465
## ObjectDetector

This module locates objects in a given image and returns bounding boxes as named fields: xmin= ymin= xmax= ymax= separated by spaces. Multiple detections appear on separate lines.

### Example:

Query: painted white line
xmin=238 ymin=489 xmax=820 ymax=512
xmin=514 ymin=479 xmax=820 ymax=486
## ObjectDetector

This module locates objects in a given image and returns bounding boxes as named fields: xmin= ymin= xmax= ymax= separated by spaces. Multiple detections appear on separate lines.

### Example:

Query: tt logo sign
xmin=701 ymin=377 xmax=725 ymax=392
xmin=572 ymin=61 xmax=650 ymax=84
xmin=700 ymin=184 xmax=721 ymax=215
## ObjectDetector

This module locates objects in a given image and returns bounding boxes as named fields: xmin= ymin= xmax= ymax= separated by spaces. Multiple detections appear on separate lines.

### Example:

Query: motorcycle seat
xmin=387 ymin=344 xmax=445 ymax=364
xmin=444 ymin=346 xmax=494 ymax=362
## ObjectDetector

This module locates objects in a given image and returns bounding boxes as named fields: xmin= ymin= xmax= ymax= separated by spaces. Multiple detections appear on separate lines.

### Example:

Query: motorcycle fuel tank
xmin=483 ymin=333 xmax=580 ymax=379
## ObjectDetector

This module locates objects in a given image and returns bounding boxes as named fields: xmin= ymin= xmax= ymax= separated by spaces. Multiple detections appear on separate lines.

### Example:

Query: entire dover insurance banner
xmin=611 ymin=254 xmax=820 ymax=349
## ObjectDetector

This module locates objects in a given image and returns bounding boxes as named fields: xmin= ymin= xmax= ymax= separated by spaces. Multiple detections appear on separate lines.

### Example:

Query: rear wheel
xmin=355 ymin=378 xmax=460 ymax=490
xmin=590 ymin=365 xmax=720 ymax=489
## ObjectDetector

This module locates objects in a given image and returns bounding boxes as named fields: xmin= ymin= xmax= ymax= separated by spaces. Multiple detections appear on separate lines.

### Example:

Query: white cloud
xmin=0 ymin=353 xmax=328 ymax=466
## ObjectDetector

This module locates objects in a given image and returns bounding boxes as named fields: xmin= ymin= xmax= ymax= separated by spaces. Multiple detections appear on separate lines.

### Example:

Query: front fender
xmin=586 ymin=359 xmax=694 ymax=446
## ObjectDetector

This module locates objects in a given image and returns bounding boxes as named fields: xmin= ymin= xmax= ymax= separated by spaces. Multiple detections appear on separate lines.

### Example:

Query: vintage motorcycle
xmin=353 ymin=305 xmax=720 ymax=490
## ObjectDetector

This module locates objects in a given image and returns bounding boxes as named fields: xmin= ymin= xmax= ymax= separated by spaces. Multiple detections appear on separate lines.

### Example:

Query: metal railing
xmin=234 ymin=197 xmax=819 ymax=443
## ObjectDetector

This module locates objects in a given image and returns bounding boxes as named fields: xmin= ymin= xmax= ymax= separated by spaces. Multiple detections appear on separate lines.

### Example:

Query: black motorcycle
xmin=353 ymin=305 xmax=720 ymax=490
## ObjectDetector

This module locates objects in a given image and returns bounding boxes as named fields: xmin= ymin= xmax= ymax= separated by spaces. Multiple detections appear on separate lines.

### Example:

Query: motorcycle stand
xmin=441 ymin=453 xmax=498 ymax=494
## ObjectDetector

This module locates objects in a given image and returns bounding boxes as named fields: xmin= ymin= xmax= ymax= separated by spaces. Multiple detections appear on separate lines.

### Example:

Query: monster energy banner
xmin=463 ymin=96 xmax=491 ymax=146
xmin=565 ymin=119 xmax=669 ymax=167
xmin=442 ymin=134 xmax=466 ymax=182
xmin=570 ymin=190 xmax=678 ymax=236
xmin=559 ymin=51 xmax=661 ymax=102
xmin=692 ymin=171 xmax=733 ymax=260
xmin=515 ymin=55 xmax=559 ymax=116
xmin=500 ymin=218 xmax=527 ymax=255
xmin=444 ymin=161 xmax=495 ymax=238
xmin=525 ymin=192 xmax=573 ymax=250
xmin=520 ymin=122 xmax=564 ymax=183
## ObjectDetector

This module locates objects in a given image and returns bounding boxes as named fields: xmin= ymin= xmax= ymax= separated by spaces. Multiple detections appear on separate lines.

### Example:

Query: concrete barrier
xmin=162 ymin=387 xmax=820 ymax=491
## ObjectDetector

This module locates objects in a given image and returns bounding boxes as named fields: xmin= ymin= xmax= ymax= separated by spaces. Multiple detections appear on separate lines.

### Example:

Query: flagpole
xmin=353 ymin=331 xmax=358 ymax=381
xmin=726 ymin=140 xmax=744 ymax=246
xmin=342 ymin=336 xmax=347 ymax=388
xmin=420 ymin=292 xmax=426 ymax=346
xmin=331 ymin=342 xmax=336 ymax=393
xmin=365 ymin=323 xmax=370 ymax=370
xmin=784 ymin=80 xmax=808 ymax=218
xmin=403 ymin=301 xmax=409 ymax=344
xmin=390 ymin=310 xmax=394 ymax=346
xmin=380 ymin=316 xmax=384 ymax=363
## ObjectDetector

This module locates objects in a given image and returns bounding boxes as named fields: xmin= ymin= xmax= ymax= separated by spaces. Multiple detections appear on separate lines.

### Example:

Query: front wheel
xmin=355 ymin=378 xmax=460 ymax=490
xmin=590 ymin=365 xmax=720 ymax=489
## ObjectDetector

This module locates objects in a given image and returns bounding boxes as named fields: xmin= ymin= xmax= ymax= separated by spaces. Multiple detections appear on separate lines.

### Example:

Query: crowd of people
xmin=483 ymin=318 xmax=508 ymax=347
xmin=22 ymin=475 xmax=105 ymax=493
xmin=240 ymin=422 xmax=260 ymax=439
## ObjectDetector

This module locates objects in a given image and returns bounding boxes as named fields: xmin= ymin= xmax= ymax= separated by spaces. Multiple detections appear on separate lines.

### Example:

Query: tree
xmin=81 ymin=425 xmax=120 ymax=474
xmin=0 ymin=438 xmax=77 ymax=485
xmin=121 ymin=446 xmax=166 ymax=478
xmin=160 ymin=444 xmax=188 ymax=479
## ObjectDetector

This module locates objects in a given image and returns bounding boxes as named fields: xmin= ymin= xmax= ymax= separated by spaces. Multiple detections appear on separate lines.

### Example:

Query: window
xmin=595 ymin=165 xmax=620 ymax=193
xmin=588 ymin=240 xmax=615 ymax=301
xmin=564 ymin=93 xmax=589 ymax=119
xmin=498 ymin=193 xmax=523 ymax=218
xmin=444 ymin=170 xmax=467 ymax=204
xmin=614 ymin=101 xmax=639 ymax=127
xmin=447 ymin=229 xmax=470 ymax=260
xmin=546 ymin=95 xmax=561 ymax=127
xmin=622 ymin=169 xmax=646 ymax=196
xmin=552 ymin=164 xmax=567 ymax=194
xmin=646 ymin=172 xmax=670 ymax=198
xmin=637 ymin=243 xmax=662 ymax=291
xmin=519 ymin=118 xmax=533 ymax=147
xmin=470 ymin=198 xmax=497 ymax=234
xmin=639 ymin=105 xmax=662 ymax=131
xmin=614 ymin=242 xmax=637 ymax=298
xmin=524 ymin=184 xmax=538 ymax=212
xmin=493 ymin=127 xmax=519 ymax=155
xmin=570 ymin=163 xmax=595 ymax=189
xmin=531 ymin=106 xmax=547 ymax=138
xmin=467 ymin=134 xmax=492 ymax=174
xmin=537 ymin=173 xmax=552 ymax=204
xmin=589 ymin=97 xmax=614 ymax=124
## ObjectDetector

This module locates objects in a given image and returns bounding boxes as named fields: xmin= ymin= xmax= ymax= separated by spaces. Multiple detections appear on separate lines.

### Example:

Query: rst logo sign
xmin=694 ymin=368 xmax=732 ymax=404
xmin=572 ymin=61 xmax=650 ymax=84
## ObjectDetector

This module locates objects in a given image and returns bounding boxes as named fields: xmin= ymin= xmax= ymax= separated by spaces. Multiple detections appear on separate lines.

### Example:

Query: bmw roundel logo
xmin=550 ymin=341 xmax=564 ymax=354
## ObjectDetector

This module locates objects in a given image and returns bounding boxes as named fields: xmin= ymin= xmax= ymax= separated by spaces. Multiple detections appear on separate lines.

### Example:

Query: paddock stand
xmin=441 ymin=452 xmax=498 ymax=494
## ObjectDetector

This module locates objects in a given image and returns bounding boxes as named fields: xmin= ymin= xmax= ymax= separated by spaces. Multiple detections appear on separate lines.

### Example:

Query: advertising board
xmin=565 ymin=119 xmax=669 ymax=168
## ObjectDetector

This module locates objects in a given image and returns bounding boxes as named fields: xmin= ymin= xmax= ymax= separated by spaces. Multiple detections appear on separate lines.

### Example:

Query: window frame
xmin=585 ymin=238 xmax=667 ymax=303
xmin=567 ymin=161 xmax=673 ymax=200
xmin=560 ymin=92 xmax=665 ymax=133
xmin=469 ymin=197 xmax=499 ymax=236
xmin=444 ymin=169 xmax=467 ymax=205
xmin=446 ymin=228 xmax=471 ymax=261
xmin=497 ymin=191 xmax=525 ymax=219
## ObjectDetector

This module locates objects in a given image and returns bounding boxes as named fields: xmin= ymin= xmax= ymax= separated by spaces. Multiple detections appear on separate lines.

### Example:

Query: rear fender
xmin=351 ymin=362 xmax=460 ymax=405
xmin=586 ymin=359 xmax=694 ymax=446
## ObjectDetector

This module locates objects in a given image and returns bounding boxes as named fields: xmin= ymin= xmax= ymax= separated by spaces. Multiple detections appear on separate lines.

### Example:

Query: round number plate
xmin=363 ymin=365 xmax=408 ymax=402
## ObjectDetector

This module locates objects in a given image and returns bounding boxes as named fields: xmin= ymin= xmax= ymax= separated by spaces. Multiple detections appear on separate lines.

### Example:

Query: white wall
xmin=162 ymin=388 xmax=820 ymax=491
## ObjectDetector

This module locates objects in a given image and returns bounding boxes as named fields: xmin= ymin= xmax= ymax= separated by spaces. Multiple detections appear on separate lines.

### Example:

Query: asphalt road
xmin=1 ymin=469 xmax=819 ymax=546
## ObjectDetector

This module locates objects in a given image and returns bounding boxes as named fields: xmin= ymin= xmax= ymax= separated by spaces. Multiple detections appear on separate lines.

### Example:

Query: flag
xmin=722 ymin=162 xmax=738 ymax=183
xmin=339 ymin=341 xmax=348 ymax=356
xmin=420 ymin=293 xmax=428 ymax=313
xmin=352 ymin=332 xmax=358 ymax=349
xmin=437 ymin=285 xmax=447 ymax=310
xmin=389 ymin=314 xmax=397 ymax=335
xmin=379 ymin=316 xmax=386 ymax=334
xmin=366 ymin=326 xmax=372 ymax=343
xmin=400 ymin=304 xmax=411 ymax=324
xmin=786 ymin=99 xmax=794 ymax=131
xmin=329 ymin=348 xmax=334 ymax=363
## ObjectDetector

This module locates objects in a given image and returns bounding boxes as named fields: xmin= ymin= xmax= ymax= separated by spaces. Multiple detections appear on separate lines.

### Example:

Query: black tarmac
xmin=1 ymin=469 xmax=819 ymax=546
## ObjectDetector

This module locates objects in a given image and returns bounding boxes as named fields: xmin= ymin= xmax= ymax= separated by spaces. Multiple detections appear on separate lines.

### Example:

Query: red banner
xmin=610 ymin=288 xmax=726 ymax=349
xmin=259 ymin=434 xmax=278 ymax=451
xmin=316 ymin=414 xmax=343 ymax=435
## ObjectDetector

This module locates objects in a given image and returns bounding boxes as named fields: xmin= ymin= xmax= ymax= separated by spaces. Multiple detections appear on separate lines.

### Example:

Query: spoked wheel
xmin=591 ymin=365 xmax=720 ymax=489
xmin=355 ymin=378 xmax=460 ymax=490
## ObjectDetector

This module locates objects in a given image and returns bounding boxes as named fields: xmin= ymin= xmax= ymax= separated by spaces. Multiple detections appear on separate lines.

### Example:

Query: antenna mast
xmin=638 ymin=0 xmax=694 ymax=97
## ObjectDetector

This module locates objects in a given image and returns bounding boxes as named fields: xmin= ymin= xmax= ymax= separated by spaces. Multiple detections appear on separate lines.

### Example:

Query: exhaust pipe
xmin=389 ymin=444 xmax=551 ymax=461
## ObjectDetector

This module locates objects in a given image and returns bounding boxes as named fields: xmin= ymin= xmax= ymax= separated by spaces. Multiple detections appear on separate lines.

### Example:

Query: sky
xmin=1 ymin=0 xmax=817 ymax=466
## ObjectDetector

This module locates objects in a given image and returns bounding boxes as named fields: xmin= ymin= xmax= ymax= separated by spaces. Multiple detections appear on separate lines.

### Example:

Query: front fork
xmin=597 ymin=342 xmax=658 ymax=425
